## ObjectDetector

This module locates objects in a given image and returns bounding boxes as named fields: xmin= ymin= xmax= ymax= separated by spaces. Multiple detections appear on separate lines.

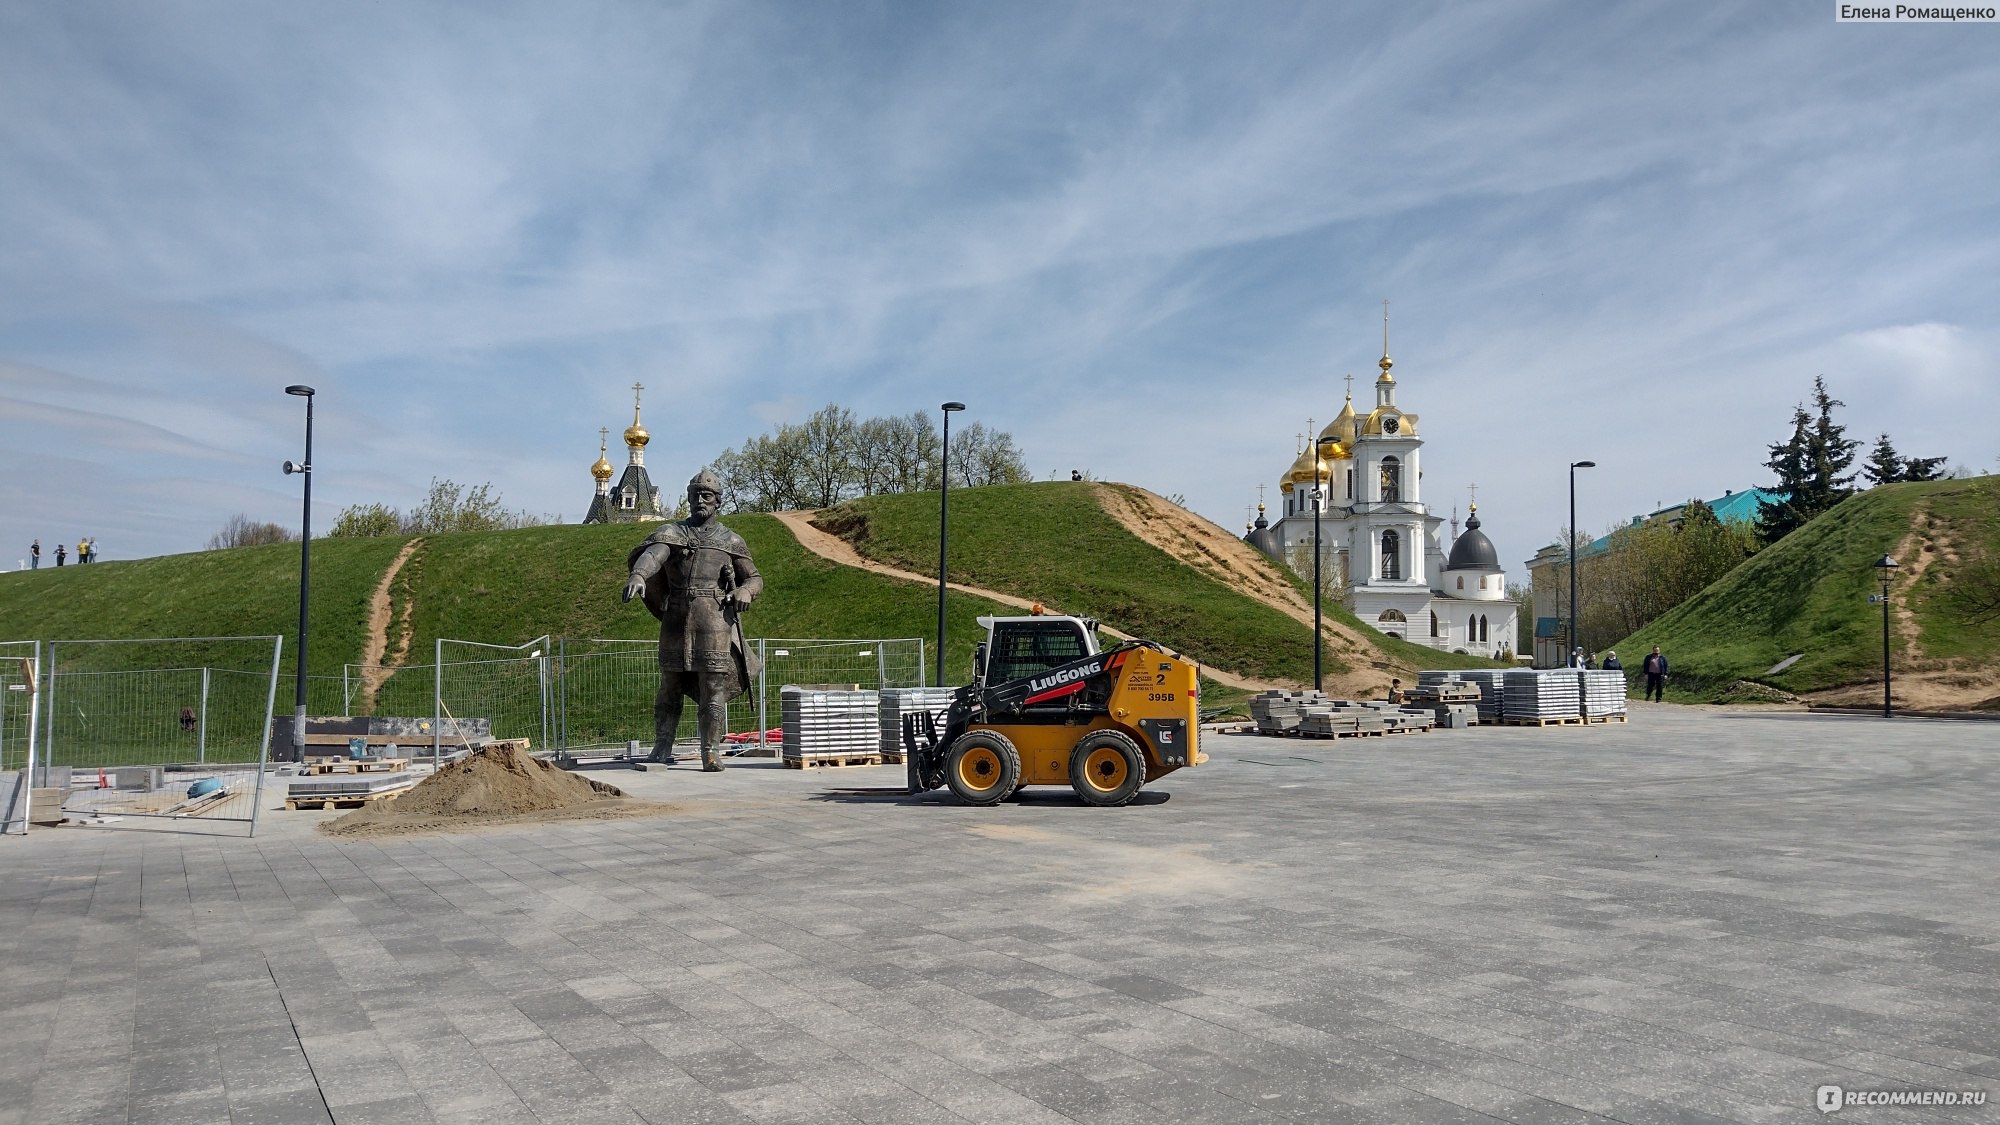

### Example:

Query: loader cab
xmin=972 ymin=615 xmax=1100 ymax=688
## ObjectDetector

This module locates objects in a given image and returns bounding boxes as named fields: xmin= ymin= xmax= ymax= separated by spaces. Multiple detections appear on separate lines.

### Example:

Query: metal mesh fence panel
xmin=37 ymin=637 xmax=280 ymax=831
xmin=434 ymin=638 xmax=551 ymax=760
xmin=551 ymin=637 xmax=926 ymax=755
xmin=2 ymin=641 xmax=42 ymax=834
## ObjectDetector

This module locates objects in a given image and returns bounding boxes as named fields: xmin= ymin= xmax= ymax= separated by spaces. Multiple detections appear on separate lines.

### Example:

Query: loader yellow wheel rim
xmin=1080 ymin=746 xmax=1130 ymax=792
xmin=956 ymin=745 xmax=1005 ymax=793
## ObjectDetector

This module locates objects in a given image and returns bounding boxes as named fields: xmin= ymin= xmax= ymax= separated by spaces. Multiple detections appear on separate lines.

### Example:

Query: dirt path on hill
xmin=1091 ymin=483 xmax=1401 ymax=696
xmin=1802 ymin=504 xmax=2000 ymax=712
xmin=357 ymin=537 xmax=425 ymax=713
xmin=770 ymin=509 xmax=1282 ymax=692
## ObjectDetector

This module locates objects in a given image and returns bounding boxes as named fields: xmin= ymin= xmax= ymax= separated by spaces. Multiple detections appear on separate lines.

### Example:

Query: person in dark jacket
xmin=1602 ymin=651 xmax=1623 ymax=671
xmin=1642 ymin=646 xmax=1668 ymax=702
xmin=54 ymin=544 xmax=65 ymax=567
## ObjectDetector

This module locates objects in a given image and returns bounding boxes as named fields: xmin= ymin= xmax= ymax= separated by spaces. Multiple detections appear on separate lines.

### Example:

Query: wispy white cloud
xmin=1 ymin=1 xmax=1995 ymax=568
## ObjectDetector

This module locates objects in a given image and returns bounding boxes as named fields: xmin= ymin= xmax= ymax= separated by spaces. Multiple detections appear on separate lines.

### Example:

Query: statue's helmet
xmin=688 ymin=469 xmax=722 ymax=496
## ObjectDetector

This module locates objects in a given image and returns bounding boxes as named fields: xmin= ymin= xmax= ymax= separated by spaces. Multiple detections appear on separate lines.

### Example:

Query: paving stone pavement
xmin=1 ymin=708 xmax=1995 ymax=1124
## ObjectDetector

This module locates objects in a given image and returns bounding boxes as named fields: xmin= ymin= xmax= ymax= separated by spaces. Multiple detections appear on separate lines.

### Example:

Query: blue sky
xmin=3 ymin=1 xmax=1995 ymax=575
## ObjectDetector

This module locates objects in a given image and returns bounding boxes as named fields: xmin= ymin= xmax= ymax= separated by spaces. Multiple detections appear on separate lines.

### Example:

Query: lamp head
xmin=1572 ymin=460 xmax=1596 ymax=469
xmin=941 ymin=401 xmax=966 ymax=413
xmin=1874 ymin=555 xmax=1899 ymax=571
xmin=285 ymin=385 xmax=315 ymax=397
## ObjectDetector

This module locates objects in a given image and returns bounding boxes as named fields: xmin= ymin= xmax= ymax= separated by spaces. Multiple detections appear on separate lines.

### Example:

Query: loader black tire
xmin=944 ymin=730 xmax=1021 ymax=806
xmin=1069 ymin=730 xmax=1145 ymax=807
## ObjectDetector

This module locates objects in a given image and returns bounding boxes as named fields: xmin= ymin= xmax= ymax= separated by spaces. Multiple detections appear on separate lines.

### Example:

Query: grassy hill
xmin=1617 ymin=477 xmax=2000 ymax=706
xmin=812 ymin=481 xmax=1503 ymax=684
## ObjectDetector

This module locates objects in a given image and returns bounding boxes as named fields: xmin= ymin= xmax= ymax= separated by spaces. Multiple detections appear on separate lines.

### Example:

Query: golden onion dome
xmin=623 ymin=410 xmax=650 ymax=449
xmin=1329 ymin=396 xmax=1358 ymax=444
xmin=591 ymin=432 xmax=614 ymax=481
xmin=1283 ymin=446 xmax=1329 ymax=487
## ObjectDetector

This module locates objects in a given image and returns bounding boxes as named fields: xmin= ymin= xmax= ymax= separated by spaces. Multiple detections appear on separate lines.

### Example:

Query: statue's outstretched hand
xmin=622 ymin=575 xmax=646 ymax=603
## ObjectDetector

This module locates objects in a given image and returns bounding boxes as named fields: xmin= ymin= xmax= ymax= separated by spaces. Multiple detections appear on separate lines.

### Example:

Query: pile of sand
xmin=321 ymin=743 xmax=671 ymax=836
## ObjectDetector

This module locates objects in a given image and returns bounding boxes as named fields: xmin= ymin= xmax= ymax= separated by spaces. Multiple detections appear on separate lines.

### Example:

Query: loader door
xmin=984 ymin=620 xmax=1095 ymax=687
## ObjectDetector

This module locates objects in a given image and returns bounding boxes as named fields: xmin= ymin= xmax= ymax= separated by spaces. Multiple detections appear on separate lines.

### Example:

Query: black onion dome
xmin=1445 ymin=510 xmax=1502 ymax=572
xmin=1244 ymin=513 xmax=1282 ymax=562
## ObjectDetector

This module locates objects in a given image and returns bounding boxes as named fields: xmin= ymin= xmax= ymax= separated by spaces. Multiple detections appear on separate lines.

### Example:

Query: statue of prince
xmin=621 ymin=470 xmax=763 ymax=771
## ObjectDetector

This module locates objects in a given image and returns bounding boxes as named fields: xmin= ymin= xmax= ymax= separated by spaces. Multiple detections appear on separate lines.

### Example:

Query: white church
xmin=1242 ymin=318 xmax=1518 ymax=656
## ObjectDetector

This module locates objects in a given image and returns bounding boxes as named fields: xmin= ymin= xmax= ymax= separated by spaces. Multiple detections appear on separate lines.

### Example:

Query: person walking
xmin=78 ymin=537 xmax=90 ymax=564
xmin=54 ymin=543 xmax=66 ymax=567
xmin=1642 ymin=645 xmax=1668 ymax=702
xmin=29 ymin=539 xmax=39 ymax=569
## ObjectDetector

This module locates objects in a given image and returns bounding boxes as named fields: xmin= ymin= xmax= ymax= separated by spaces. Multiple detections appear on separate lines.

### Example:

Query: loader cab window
xmin=985 ymin=620 xmax=1091 ymax=685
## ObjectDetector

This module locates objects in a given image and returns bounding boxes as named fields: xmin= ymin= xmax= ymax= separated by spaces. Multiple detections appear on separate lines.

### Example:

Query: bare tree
xmin=207 ymin=514 xmax=296 ymax=549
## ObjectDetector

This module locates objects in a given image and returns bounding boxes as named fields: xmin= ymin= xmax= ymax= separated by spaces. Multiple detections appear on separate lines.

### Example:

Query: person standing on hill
xmin=54 ymin=543 xmax=65 ymax=567
xmin=1602 ymin=651 xmax=1623 ymax=671
xmin=1642 ymin=646 xmax=1668 ymax=702
xmin=29 ymin=539 xmax=39 ymax=569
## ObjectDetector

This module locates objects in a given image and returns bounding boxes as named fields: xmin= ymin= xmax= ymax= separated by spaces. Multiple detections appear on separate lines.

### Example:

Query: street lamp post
xmin=283 ymin=385 xmax=316 ymax=759
xmin=1310 ymin=434 xmax=1341 ymax=691
xmin=936 ymin=401 xmax=966 ymax=686
xmin=1568 ymin=460 xmax=1596 ymax=667
xmin=1874 ymin=554 xmax=1898 ymax=718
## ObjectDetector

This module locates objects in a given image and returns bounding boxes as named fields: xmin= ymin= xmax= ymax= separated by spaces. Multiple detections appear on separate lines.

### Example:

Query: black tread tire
xmin=1069 ymin=730 xmax=1146 ymax=807
xmin=944 ymin=730 xmax=1021 ymax=806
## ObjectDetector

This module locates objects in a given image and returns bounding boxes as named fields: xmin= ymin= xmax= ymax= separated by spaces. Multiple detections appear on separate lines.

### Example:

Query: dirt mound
xmin=321 ymin=743 xmax=671 ymax=837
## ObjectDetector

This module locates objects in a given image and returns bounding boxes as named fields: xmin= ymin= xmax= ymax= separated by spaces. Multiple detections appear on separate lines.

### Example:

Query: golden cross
xmin=631 ymin=382 xmax=645 ymax=411
xmin=598 ymin=425 xmax=608 ymax=451
xmin=1381 ymin=298 xmax=1390 ymax=354
xmin=1343 ymin=373 xmax=1354 ymax=400
xmin=1468 ymin=481 xmax=1478 ymax=505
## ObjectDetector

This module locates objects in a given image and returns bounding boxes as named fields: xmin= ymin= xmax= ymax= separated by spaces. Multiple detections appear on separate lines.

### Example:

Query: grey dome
xmin=1244 ymin=513 xmax=1281 ymax=562
xmin=1445 ymin=510 xmax=1502 ymax=572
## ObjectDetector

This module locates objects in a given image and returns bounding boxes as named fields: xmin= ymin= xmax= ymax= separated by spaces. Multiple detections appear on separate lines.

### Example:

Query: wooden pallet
xmin=303 ymin=758 xmax=409 ymax=775
xmin=781 ymin=753 xmax=885 ymax=769
xmin=1583 ymin=713 xmax=1630 ymax=724
xmin=285 ymin=787 xmax=412 ymax=811
xmin=1500 ymin=715 xmax=1585 ymax=727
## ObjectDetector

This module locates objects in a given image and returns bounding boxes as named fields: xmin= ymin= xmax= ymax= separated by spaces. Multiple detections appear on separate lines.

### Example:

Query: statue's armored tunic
xmin=625 ymin=521 xmax=763 ymax=692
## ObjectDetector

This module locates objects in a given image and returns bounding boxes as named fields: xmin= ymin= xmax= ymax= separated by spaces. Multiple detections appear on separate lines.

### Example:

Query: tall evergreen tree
xmin=1756 ymin=405 xmax=1813 ymax=544
xmin=1804 ymin=375 xmax=1860 ymax=502
xmin=1863 ymin=433 xmax=1903 ymax=486
xmin=1901 ymin=453 xmax=1949 ymax=482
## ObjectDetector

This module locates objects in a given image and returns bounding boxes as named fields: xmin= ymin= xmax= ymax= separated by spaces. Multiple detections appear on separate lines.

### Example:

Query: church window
xmin=1378 ymin=609 xmax=1405 ymax=624
xmin=1479 ymin=615 xmax=1489 ymax=643
xmin=1380 ymin=530 xmax=1401 ymax=579
xmin=1456 ymin=576 xmax=1463 ymax=590
xmin=1345 ymin=469 xmax=1353 ymax=500
xmin=1380 ymin=457 xmax=1401 ymax=503
xmin=1429 ymin=611 xmax=1439 ymax=638
xmin=619 ymin=489 xmax=635 ymax=511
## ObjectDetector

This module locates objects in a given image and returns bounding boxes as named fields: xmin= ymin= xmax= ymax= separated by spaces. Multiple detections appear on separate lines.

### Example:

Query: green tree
xmin=1901 ymin=452 xmax=1949 ymax=482
xmin=404 ymin=478 xmax=544 ymax=533
xmin=327 ymin=503 xmax=403 ymax=538
xmin=1863 ymin=433 xmax=1904 ymax=487
xmin=1757 ymin=377 xmax=1859 ymax=545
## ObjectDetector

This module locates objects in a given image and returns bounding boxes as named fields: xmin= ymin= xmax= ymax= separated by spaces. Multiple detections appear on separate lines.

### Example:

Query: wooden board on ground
xmin=304 ymin=758 xmax=410 ymax=775
xmin=1500 ymin=715 xmax=1585 ymax=727
xmin=782 ymin=754 xmax=885 ymax=769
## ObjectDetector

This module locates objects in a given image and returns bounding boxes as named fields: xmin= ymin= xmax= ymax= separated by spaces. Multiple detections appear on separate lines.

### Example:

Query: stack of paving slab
xmin=1429 ymin=670 xmax=1507 ymax=723
xmin=878 ymin=687 xmax=961 ymax=758
xmin=1578 ymin=670 xmax=1629 ymax=718
xmin=1297 ymin=704 xmax=1383 ymax=737
xmin=1409 ymin=675 xmax=1483 ymax=729
xmin=1251 ymin=690 xmax=1333 ymax=733
xmin=1501 ymin=669 xmax=1582 ymax=721
xmin=287 ymin=772 xmax=415 ymax=801
xmin=781 ymin=686 xmax=882 ymax=763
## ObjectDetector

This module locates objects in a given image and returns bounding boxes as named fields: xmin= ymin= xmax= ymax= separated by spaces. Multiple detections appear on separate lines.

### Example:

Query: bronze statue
xmin=622 ymin=470 xmax=763 ymax=771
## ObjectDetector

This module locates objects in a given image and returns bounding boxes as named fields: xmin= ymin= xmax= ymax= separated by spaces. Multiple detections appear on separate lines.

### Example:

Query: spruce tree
xmin=1901 ymin=453 xmax=1949 ymax=482
xmin=1803 ymin=376 xmax=1860 ymax=507
xmin=1864 ymin=433 xmax=1903 ymax=486
xmin=1756 ymin=405 xmax=1813 ymax=544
